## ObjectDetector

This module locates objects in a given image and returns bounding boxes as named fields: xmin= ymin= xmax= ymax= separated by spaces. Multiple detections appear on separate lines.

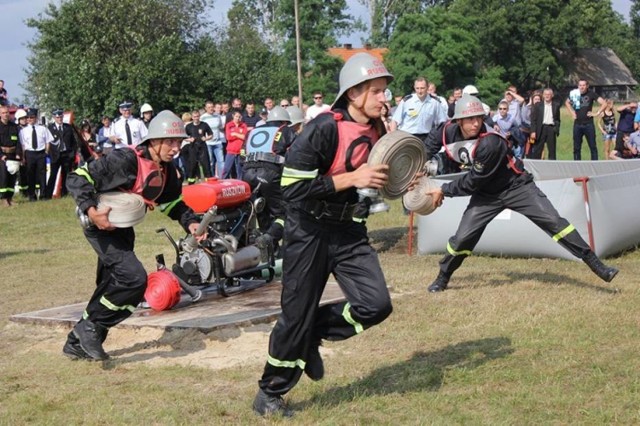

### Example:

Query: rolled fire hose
xmin=402 ymin=175 xmax=439 ymax=216
xmin=145 ymin=269 xmax=182 ymax=311
xmin=5 ymin=160 xmax=20 ymax=175
xmin=367 ymin=130 xmax=426 ymax=200
xmin=97 ymin=192 xmax=147 ymax=228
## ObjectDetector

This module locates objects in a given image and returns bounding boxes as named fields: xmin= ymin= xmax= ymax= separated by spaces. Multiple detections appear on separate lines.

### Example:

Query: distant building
xmin=327 ymin=44 xmax=388 ymax=63
xmin=559 ymin=47 xmax=637 ymax=101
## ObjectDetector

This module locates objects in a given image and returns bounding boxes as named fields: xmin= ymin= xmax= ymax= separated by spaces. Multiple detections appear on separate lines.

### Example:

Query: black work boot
xmin=583 ymin=252 xmax=619 ymax=283
xmin=252 ymin=389 xmax=293 ymax=417
xmin=72 ymin=319 xmax=110 ymax=361
xmin=428 ymin=271 xmax=451 ymax=293
xmin=62 ymin=331 xmax=90 ymax=360
xmin=304 ymin=340 xmax=324 ymax=381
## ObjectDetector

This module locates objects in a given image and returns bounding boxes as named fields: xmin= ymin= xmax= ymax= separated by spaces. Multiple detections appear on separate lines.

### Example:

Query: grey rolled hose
xmin=367 ymin=130 xmax=426 ymax=200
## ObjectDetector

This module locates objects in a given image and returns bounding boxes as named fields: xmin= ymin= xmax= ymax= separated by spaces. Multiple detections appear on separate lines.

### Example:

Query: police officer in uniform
xmin=0 ymin=105 xmax=22 ymax=206
xmin=242 ymin=106 xmax=296 ymax=254
xmin=423 ymin=94 xmax=619 ymax=293
xmin=109 ymin=101 xmax=148 ymax=149
xmin=253 ymin=53 xmax=393 ymax=417
xmin=45 ymin=108 xmax=78 ymax=199
xmin=19 ymin=108 xmax=55 ymax=201
xmin=390 ymin=76 xmax=448 ymax=143
xmin=64 ymin=110 xmax=204 ymax=361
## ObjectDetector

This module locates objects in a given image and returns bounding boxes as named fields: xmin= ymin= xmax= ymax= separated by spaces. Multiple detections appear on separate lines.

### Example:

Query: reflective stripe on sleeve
xmin=553 ymin=224 xmax=576 ymax=242
xmin=275 ymin=218 xmax=284 ymax=227
xmin=267 ymin=354 xmax=306 ymax=370
xmin=447 ymin=242 xmax=472 ymax=256
xmin=281 ymin=167 xmax=318 ymax=187
xmin=342 ymin=303 xmax=363 ymax=334
xmin=74 ymin=165 xmax=95 ymax=186
xmin=158 ymin=195 xmax=183 ymax=216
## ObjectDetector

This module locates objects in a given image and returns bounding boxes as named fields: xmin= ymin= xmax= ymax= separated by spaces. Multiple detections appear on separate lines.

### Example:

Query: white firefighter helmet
xmin=451 ymin=94 xmax=486 ymax=120
xmin=334 ymin=52 xmax=394 ymax=104
xmin=14 ymin=109 xmax=27 ymax=120
xmin=462 ymin=85 xmax=479 ymax=95
xmin=286 ymin=106 xmax=305 ymax=126
xmin=140 ymin=103 xmax=153 ymax=114
xmin=141 ymin=110 xmax=188 ymax=142
xmin=266 ymin=106 xmax=291 ymax=123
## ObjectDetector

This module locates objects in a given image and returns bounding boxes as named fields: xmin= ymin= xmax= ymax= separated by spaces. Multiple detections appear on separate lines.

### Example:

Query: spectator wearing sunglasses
xmin=305 ymin=91 xmax=330 ymax=121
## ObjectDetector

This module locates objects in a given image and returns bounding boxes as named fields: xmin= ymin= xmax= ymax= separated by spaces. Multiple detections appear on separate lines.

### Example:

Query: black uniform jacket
xmin=282 ymin=108 xmax=384 ymax=207
xmin=67 ymin=145 xmax=198 ymax=231
xmin=424 ymin=122 xmax=526 ymax=198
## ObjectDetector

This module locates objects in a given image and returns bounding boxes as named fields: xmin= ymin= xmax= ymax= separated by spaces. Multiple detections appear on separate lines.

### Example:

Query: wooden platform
xmin=9 ymin=281 xmax=345 ymax=333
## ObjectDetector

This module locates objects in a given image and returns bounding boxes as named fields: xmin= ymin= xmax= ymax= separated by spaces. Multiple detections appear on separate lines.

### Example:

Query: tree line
xmin=25 ymin=0 xmax=640 ymax=120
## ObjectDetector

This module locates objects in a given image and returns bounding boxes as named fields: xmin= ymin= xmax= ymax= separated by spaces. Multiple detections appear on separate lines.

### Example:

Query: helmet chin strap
xmin=148 ymin=141 xmax=163 ymax=164
xmin=347 ymin=82 xmax=372 ymax=123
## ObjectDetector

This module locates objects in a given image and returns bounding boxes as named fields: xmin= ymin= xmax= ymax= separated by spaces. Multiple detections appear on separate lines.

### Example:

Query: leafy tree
xmin=26 ymin=0 xmax=211 ymax=119
xmin=385 ymin=7 xmax=478 ymax=96
xmin=272 ymin=0 xmax=355 ymax=101
xmin=357 ymin=0 xmax=454 ymax=46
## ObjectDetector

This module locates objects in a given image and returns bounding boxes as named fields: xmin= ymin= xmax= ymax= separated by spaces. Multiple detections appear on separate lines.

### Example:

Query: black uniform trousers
xmin=259 ymin=211 xmax=392 ymax=396
xmin=440 ymin=174 xmax=591 ymax=276
xmin=242 ymin=161 xmax=284 ymax=241
xmin=0 ymin=160 xmax=17 ymax=200
xmin=45 ymin=152 xmax=74 ymax=198
xmin=24 ymin=150 xmax=47 ymax=200
xmin=183 ymin=141 xmax=212 ymax=183
xmin=82 ymin=226 xmax=148 ymax=328
xmin=529 ymin=125 xmax=557 ymax=160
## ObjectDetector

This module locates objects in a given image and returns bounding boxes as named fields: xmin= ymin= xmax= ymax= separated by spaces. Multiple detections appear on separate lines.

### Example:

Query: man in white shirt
xmin=109 ymin=101 xmax=148 ymax=149
xmin=200 ymin=101 xmax=225 ymax=177
xmin=19 ymin=108 xmax=55 ymax=201
xmin=305 ymin=91 xmax=330 ymax=121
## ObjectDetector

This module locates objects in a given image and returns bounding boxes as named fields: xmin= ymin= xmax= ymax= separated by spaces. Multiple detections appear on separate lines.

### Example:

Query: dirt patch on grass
xmin=5 ymin=320 xmax=341 ymax=370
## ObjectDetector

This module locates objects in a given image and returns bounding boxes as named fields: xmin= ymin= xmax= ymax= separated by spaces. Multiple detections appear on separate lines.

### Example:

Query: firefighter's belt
xmin=246 ymin=152 xmax=285 ymax=165
xmin=298 ymin=199 xmax=357 ymax=222
xmin=1 ymin=146 xmax=17 ymax=153
xmin=367 ymin=130 xmax=426 ymax=199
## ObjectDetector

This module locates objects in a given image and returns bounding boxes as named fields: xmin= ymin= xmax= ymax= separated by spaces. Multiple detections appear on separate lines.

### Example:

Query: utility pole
xmin=294 ymin=0 xmax=303 ymax=105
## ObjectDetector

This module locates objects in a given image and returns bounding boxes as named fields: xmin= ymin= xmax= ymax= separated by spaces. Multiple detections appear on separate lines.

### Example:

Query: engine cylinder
xmin=223 ymin=246 xmax=262 ymax=276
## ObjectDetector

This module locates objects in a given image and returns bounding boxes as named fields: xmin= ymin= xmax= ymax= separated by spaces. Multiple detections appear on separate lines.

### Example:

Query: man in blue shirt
xmin=391 ymin=77 xmax=447 ymax=143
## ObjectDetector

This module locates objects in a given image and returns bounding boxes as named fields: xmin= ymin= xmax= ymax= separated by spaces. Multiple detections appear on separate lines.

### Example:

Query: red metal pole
xmin=407 ymin=211 xmax=414 ymax=256
xmin=573 ymin=176 xmax=595 ymax=251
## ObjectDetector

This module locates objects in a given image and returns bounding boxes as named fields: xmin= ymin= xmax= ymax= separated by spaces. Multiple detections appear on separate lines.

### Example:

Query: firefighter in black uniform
xmin=423 ymin=94 xmax=618 ymax=293
xmin=253 ymin=53 xmax=394 ymax=417
xmin=45 ymin=108 xmax=78 ymax=199
xmin=0 ymin=105 xmax=22 ymax=206
xmin=242 ymin=105 xmax=296 ymax=254
xmin=64 ymin=110 xmax=203 ymax=361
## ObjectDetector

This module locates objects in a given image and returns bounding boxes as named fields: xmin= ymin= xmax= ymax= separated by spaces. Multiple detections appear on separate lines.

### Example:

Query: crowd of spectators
xmin=3 ymin=77 xmax=640 ymax=208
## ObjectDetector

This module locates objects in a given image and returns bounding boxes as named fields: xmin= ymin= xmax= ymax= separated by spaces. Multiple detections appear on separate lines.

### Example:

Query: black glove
xmin=255 ymin=233 xmax=273 ymax=249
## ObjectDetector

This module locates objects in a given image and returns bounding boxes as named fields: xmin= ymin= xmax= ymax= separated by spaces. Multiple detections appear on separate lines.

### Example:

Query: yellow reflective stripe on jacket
xmin=275 ymin=218 xmax=284 ymax=227
xmin=447 ymin=242 xmax=472 ymax=256
xmin=553 ymin=224 xmax=576 ymax=241
xmin=74 ymin=164 xmax=95 ymax=186
xmin=281 ymin=167 xmax=318 ymax=187
xmin=158 ymin=195 xmax=183 ymax=216
xmin=267 ymin=354 xmax=306 ymax=370
xmin=82 ymin=310 xmax=89 ymax=320
xmin=342 ymin=303 xmax=363 ymax=334
xmin=100 ymin=295 xmax=136 ymax=313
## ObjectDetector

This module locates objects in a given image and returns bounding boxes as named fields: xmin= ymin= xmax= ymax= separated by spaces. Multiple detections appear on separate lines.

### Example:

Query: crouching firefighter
xmin=64 ymin=110 xmax=204 ymax=361
xmin=253 ymin=52 xmax=394 ymax=417
xmin=423 ymin=94 xmax=618 ymax=293
xmin=242 ymin=106 xmax=296 ymax=255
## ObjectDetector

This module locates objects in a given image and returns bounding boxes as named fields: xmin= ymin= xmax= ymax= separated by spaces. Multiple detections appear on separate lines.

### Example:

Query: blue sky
xmin=0 ymin=0 xmax=631 ymax=103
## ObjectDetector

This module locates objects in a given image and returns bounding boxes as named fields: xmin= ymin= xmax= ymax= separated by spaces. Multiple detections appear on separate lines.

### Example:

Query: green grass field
xmin=1 ymin=183 xmax=640 ymax=424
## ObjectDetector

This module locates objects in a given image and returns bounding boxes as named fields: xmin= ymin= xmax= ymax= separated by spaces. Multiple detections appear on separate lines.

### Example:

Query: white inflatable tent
xmin=417 ymin=159 xmax=640 ymax=260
